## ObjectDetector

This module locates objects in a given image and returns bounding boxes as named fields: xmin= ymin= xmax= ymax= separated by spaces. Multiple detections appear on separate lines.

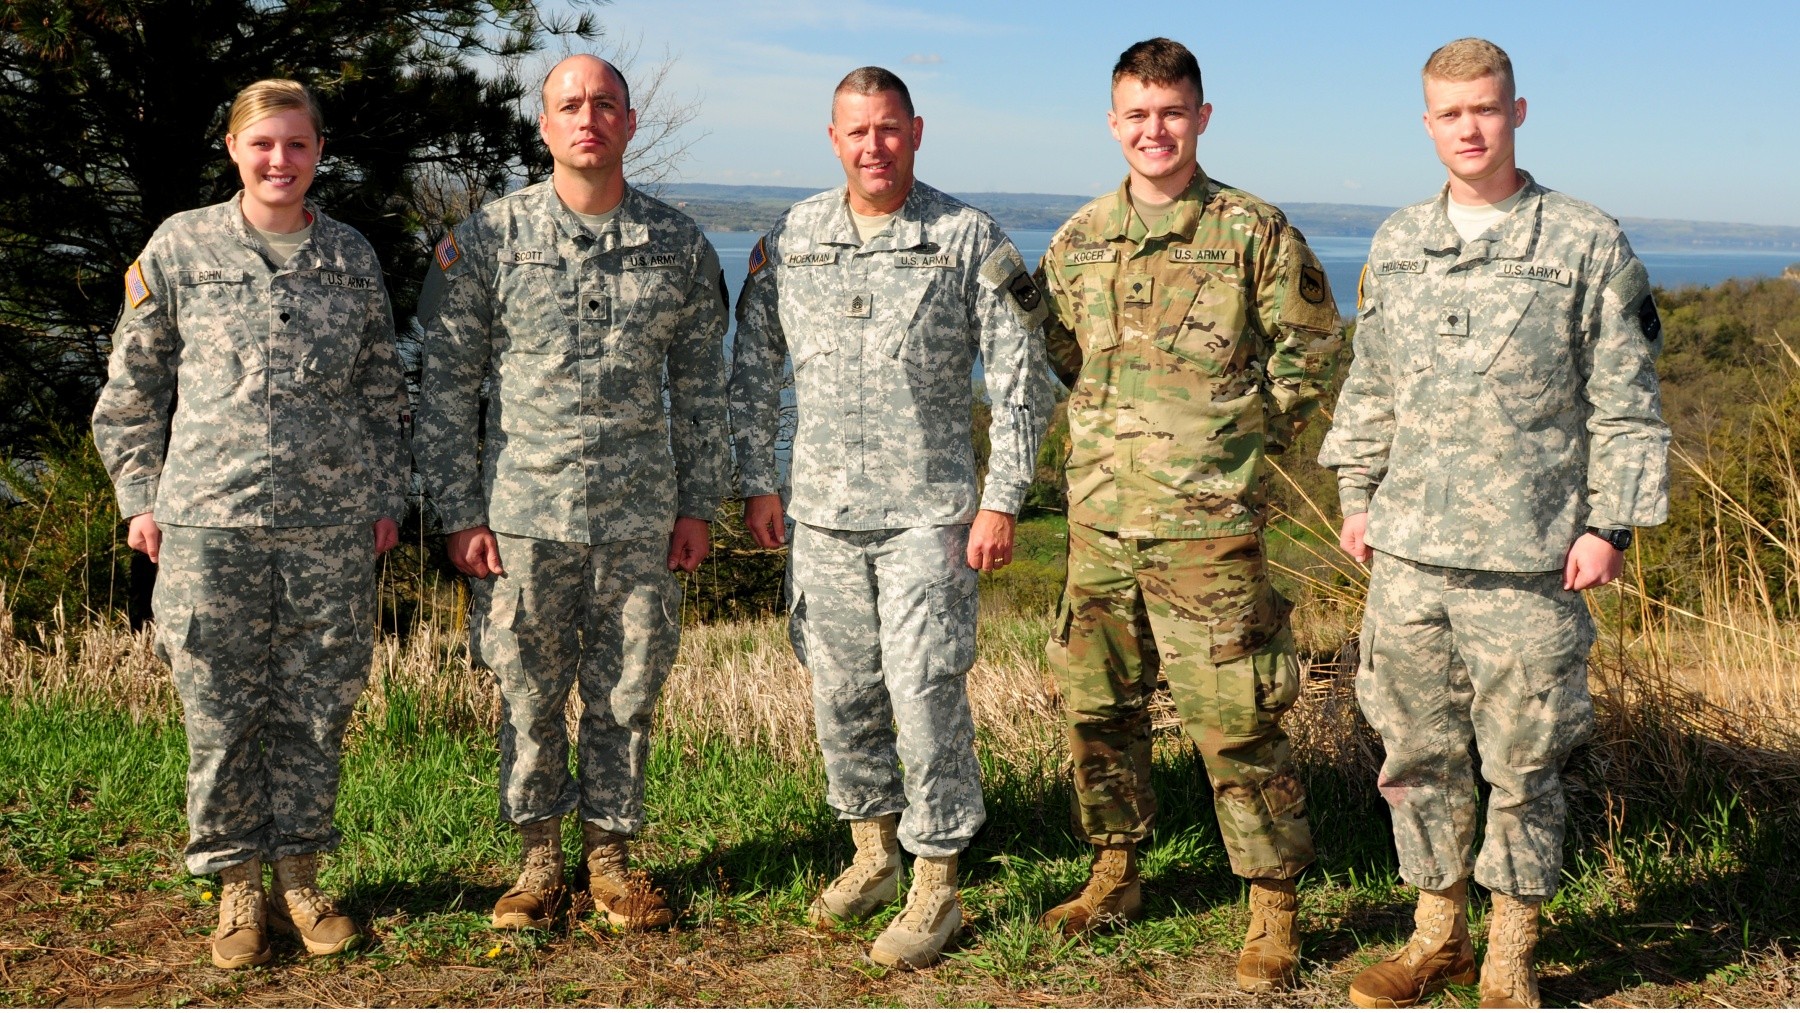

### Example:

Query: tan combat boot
xmin=809 ymin=814 xmax=903 ymax=926
xmin=492 ymin=815 xmax=565 ymax=930
xmin=1349 ymin=880 xmax=1477 ymax=1008
xmin=1478 ymin=893 xmax=1542 ymax=1008
xmin=268 ymin=852 xmax=362 ymax=955
xmin=1236 ymin=876 xmax=1301 ymax=992
xmin=870 ymin=853 xmax=962 ymax=969
xmin=210 ymin=857 xmax=272 ymax=970
xmin=583 ymin=822 xmax=673 ymax=931
xmin=1039 ymin=843 xmax=1143 ymax=937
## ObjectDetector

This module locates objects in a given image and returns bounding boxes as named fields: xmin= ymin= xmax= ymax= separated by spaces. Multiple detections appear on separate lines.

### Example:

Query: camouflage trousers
xmin=788 ymin=522 xmax=984 ymax=858
xmin=1048 ymin=522 xmax=1314 ymax=880
xmin=152 ymin=523 xmax=376 ymax=875
xmin=1358 ymin=552 xmax=1597 ymax=898
xmin=471 ymin=532 xmax=680 ymax=834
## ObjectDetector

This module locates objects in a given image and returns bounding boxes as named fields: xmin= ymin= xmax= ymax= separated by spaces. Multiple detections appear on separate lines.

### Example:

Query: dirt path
xmin=3 ymin=870 xmax=1795 ymax=1008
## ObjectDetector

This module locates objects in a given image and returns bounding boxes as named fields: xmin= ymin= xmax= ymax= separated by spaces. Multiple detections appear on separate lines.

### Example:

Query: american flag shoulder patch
xmin=747 ymin=236 xmax=768 ymax=277
xmin=435 ymin=232 xmax=462 ymax=271
xmin=124 ymin=261 xmax=151 ymax=308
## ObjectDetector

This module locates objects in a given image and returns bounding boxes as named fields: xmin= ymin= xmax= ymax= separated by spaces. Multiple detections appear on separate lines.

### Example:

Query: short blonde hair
xmin=1422 ymin=38 xmax=1515 ymax=101
xmin=227 ymin=79 xmax=324 ymax=138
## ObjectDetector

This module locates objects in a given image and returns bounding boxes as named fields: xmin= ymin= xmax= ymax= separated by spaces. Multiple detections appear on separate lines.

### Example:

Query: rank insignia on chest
xmin=434 ymin=232 xmax=462 ymax=271
xmin=1122 ymin=274 xmax=1153 ymax=305
xmin=845 ymin=292 xmax=873 ymax=318
xmin=124 ymin=261 xmax=151 ymax=308
xmin=1439 ymin=307 xmax=1470 ymax=337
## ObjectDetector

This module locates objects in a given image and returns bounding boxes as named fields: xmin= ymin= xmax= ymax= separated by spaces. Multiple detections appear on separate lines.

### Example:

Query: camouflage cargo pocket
xmin=1208 ymin=587 xmax=1290 ymax=664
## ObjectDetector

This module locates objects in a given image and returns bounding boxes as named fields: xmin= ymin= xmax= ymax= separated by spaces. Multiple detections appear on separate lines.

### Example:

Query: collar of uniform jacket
xmin=1100 ymin=165 xmax=1212 ymax=243
xmin=817 ymin=183 xmax=930 ymax=252
xmin=227 ymin=190 xmax=326 ymax=268
xmin=546 ymin=185 xmax=654 ymax=252
xmin=1423 ymin=168 xmax=1549 ymax=269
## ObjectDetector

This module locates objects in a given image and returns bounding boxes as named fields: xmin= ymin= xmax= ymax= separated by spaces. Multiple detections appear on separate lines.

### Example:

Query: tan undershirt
xmin=571 ymin=202 xmax=622 ymax=230
xmin=1130 ymin=190 xmax=1177 ymax=231
xmin=253 ymin=223 xmax=313 ymax=268
xmin=1447 ymin=182 xmax=1528 ymax=242
xmin=851 ymin=208 xmax=895 ymax=245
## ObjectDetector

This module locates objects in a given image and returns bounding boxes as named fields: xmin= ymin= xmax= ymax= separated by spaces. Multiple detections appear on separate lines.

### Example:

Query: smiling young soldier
xmin=729 ymin=67 xmax=1051 ymax=970
xmin=413 ymin=54 xmax=730 ymax=933
xmin=1319 ymin=38 xmax=1669 ymax=1008
xmin=1033 ymin=38 xmax=1343 ymax=992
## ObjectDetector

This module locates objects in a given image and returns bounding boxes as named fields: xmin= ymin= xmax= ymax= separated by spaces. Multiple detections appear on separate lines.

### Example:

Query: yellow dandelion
xmin=200 ymin=891 xmax=214 ymax=902
xmin=486 ymin=945 xmax=503 ymax=959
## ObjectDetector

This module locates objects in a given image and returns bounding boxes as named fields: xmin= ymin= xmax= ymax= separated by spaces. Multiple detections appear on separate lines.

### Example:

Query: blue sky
xmin=569 ymin=0 xmax=1800 ymax=226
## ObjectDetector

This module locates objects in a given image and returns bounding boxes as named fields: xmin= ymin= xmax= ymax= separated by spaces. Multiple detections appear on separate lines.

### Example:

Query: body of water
xmin=709 ymin=229 xmax=1797 ymax=324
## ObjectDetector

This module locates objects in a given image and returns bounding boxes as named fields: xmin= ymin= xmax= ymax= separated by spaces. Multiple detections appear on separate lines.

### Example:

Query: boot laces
xmin=219 ymin=879 xmax=261 ymax=932
xmin=894 ymin=861 xmax=955 ymax=931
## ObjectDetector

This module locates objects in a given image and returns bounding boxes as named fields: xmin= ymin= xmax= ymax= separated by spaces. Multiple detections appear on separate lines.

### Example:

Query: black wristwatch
xmin=1585 ymin=526 xmax=1633 ymax=551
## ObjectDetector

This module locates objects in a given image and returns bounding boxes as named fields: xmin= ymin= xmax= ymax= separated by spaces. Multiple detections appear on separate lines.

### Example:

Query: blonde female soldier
xmin=92 ymin=80 xmax=407 ymax=969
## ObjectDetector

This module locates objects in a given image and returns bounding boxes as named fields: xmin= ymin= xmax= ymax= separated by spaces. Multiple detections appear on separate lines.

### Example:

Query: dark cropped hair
xmin=833 ymin=66 xmax=914 ymax=119
xmin=1112 ymin=37 xmax=1203 ymax=104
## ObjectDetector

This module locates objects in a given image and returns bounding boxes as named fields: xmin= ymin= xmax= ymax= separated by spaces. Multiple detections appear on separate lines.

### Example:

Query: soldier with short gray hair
xmin=729 ymin=65 xmax=1051 ymax=970
xmin=1320 ymin=37 xmax=1669 ymax=1008
xmin=413 ymin=53 xmax=730 ymax=934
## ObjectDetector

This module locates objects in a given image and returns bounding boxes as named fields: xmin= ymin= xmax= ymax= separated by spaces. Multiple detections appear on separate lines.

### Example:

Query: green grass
xmin=3 ymin=694 xmax=1793 ymax=1005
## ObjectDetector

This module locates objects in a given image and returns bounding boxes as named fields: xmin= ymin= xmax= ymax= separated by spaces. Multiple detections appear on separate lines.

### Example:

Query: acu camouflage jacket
xmin=92 ymin=195 xmax=408 ymax=527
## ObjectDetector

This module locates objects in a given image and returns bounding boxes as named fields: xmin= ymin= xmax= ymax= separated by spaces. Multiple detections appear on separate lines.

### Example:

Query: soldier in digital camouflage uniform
xmin=1319 ymin=39 xmax=1669 ymax=1009
xmin=729 ymin=66 xmax=1051 ymax=970
xmin=412 ymin=55 xmax=729 ymax=933
xmin=92 ymin=80 xmax=405 ymax=969
xmin=1031 ymin=39 xmax=1343 ymax=991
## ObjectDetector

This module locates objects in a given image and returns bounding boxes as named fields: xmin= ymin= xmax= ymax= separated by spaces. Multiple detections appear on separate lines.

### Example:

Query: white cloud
xmin=904 ymin=53 xmax=943 ymax=65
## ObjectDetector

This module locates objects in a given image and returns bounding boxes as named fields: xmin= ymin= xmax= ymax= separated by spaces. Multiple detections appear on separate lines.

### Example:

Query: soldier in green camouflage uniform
xmin=92 ymin=80 xmax=405 ymax=968
xmin=1033 ymin=40 xmax=1342 ymax=992
xmin=729 ymin=67 xmax=1051 ymax=970
xmin=412 ymin=55 xmax=729 ymax=933
xmin=1319 ymin=39 xmax=1669 ymax=1008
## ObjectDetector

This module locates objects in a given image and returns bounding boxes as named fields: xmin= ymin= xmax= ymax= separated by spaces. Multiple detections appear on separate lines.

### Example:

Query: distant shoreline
xmin=662 ymin=182 xmax=1800 ymax=254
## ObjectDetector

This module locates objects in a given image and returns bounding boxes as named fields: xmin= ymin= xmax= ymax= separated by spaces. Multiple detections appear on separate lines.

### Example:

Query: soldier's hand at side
xmin=667 ymin=516 xmax=711 ymax=573
xmin=1339 ymin=512 xmax=1372 ymax=564
xmin=127 ymin=512 xmax=162 ymax=564
xmin=743 ymin=494 xmax=786 ymax=549
xmin=967 ymin=509 xmax=1017 ymax=573
xmin=373 ymin=517 xmax=400 ymax=556
xmin=1564 ymin=533 xmax=1623 ymax=591
xmin=448 ymin=525 xmax=504 ymax=578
